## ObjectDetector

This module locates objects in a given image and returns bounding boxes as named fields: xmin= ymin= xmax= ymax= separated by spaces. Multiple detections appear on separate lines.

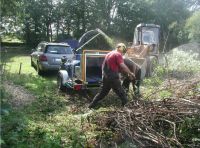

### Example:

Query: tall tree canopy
xmin=185 ymin=10 xmax=200 ymax=41
xmin=1 ymin=0 xmax=198 ymax=48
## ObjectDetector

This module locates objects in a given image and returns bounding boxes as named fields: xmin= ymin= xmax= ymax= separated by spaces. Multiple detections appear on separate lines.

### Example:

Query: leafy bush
xmin=178 ymin=116 xmax=200 ymax=147
xmin=167 ymin=48 xmax=200 ymax=72
xmin=185 ymin=11 xmax=200 ymax=42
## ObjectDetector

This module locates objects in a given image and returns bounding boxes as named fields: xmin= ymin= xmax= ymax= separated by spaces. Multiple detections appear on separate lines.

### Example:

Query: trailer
xmin=57 ymin=50 xmax=111 ymax=92
xmin=57 ymin=29 xmax=113 ymax=92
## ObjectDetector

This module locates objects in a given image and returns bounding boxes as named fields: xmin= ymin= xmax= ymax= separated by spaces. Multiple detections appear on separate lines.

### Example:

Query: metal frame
xmin=82 ymin=50 xmax=111 ymax=82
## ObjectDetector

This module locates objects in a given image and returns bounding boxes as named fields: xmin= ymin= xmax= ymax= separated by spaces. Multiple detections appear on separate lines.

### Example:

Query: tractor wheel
xmin=146 ymin=57 xmax=158 ymax=77
xmin=145 ymin=57 xmax=151 ymax=77
xmin=57 ymin=74 xmax=65 ymax=92
xmin=149 ymin=57 xmax=158 ymax=76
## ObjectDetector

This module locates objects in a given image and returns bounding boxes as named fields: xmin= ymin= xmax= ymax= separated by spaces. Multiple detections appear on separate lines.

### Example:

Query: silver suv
xmin=31 ymin=42 xmax=74 ymax=75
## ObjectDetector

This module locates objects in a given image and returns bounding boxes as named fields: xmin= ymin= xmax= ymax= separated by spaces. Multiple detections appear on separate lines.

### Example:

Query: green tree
xmin=20 ymin=0 xmax=56 ymax=45
xmin=185 ymin=11 xmax=200 ymax=42
xmin=112 ymin=0 xmax=153 ymax=40
xmin=148 ymin=0 xmax=190 ymax=49
xmin=0 ymin=0 xmax=193 ymax=48
xmin=1 ymin=0 xmax=23 ymax=38
xmin=21 ymin=0 xmax=46 ymax=45
xmin=1 ymin=0 xmax=19 ymax=16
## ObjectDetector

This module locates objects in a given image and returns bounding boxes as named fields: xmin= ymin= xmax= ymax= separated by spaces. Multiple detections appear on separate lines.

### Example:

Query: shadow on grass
xmin=1 ymin=46 xmax=32 ymax=62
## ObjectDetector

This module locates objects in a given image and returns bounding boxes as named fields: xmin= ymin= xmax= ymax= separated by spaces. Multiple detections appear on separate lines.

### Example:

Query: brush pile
xmin=91 ymin=77 xmax=200 ymax=147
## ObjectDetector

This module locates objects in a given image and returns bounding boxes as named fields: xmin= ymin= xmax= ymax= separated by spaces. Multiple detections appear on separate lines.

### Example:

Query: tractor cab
xmin=133 ymin=23 xmax=160 ymax=55
xmin=126 ymin=23 xmax=160 ymax=78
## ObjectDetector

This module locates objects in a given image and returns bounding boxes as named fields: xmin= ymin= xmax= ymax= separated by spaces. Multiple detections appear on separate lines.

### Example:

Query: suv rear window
xmin=46 ymin=45 xmax=73 ymax=54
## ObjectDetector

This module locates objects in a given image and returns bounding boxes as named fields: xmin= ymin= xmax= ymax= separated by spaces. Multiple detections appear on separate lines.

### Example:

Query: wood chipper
xmin=126 ymin=23 xmax=160 ymax=78
xmin=57 ymin=29 xmax=112 ymax=92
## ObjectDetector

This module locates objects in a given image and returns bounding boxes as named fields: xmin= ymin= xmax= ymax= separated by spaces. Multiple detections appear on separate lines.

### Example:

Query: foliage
xmin=178 ymin=116 xmax=200 ymax=146
xmin=167 ymin=48 xmax=200 ymax=72
xmin=142 ymin=44 xmax=200 ymax=100
xmin=185 ymin=11 xmax=200 ymax=42
xmin=1 ymin=0 xmax=197 ymax=48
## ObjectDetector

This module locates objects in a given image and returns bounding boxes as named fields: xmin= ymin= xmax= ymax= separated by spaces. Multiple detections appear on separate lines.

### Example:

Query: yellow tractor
xmin=126 ymin=23 xmax=160 ymax=78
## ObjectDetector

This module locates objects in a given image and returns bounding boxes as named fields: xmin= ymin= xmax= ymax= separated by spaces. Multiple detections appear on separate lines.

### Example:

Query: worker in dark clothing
xmin=122 ymin=58 xmax=141 ymax=96
xmin=88 ymin=43 xmax=135 ymax=108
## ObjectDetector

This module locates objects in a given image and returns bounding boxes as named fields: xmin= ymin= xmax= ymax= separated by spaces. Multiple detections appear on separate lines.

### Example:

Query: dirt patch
xmin=4 ymin=81 xmax=35 ymax=109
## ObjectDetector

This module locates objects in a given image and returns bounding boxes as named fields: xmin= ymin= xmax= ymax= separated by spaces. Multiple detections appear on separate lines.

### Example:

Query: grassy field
xmin=1 ymin=46 xmax=200 ymax=147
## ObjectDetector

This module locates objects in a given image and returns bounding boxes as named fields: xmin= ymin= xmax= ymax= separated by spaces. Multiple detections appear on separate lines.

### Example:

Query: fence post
xmin=19 ymin=63 xmax=22 ymax=75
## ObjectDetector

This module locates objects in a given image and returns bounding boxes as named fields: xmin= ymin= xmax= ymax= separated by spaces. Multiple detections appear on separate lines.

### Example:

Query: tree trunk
xmin=46 ymin=22 xmax=50 ymax=41
xmin=50 ymin=23 xmax=52 ymax=41
xmin=67 ymin=21 xmax=71 ymax=35
xmin=25 ymin=21 xmax=31 ymax=44
xmin=56 ymin=21 xmax=59 ymax=39
xmin=81 ymin=0 xmax=86 ymax=32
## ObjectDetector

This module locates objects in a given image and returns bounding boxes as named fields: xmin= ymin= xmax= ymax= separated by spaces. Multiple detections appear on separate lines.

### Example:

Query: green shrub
xmin=167 ymin=48 xmax=200 ymax=72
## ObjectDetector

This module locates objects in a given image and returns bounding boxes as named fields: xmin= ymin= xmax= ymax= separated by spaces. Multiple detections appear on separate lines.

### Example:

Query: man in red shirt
xmin=88 ymin=43 xmax=135 ymax=108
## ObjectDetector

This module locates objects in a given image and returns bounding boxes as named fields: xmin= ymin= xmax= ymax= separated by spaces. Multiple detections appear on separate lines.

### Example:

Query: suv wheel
xmin=31 ymin=58 xmax=34 ymax=67
xmin=37 ymin=62 xmax=43 ymax=75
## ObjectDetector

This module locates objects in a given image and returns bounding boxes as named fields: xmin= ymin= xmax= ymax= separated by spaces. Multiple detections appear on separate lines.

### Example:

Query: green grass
xmin=1 ymin=48 xmax=35 ymax=74
xmin=1 ymin=77 xmax=94 ymax=147
xmin=167 ymin=48 xmax=200 ymax=73
xmin=1 ymin=35 xmax=23 ymax=43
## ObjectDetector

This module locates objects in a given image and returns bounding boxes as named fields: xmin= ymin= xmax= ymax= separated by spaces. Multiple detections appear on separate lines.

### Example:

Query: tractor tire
xmin=145 ymin=57 xmax=151 ymax=77
xmin=147 ymin=57 xmax=158 ymax=77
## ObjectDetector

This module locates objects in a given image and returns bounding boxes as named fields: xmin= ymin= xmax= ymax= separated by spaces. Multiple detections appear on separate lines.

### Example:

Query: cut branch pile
xmin=91 ymin=78 xmax=200 ymax=147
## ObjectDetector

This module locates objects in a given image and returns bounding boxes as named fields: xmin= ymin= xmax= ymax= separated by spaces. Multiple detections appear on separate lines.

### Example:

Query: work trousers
xmin=89 ymin=76 xmax=128 ymax=108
